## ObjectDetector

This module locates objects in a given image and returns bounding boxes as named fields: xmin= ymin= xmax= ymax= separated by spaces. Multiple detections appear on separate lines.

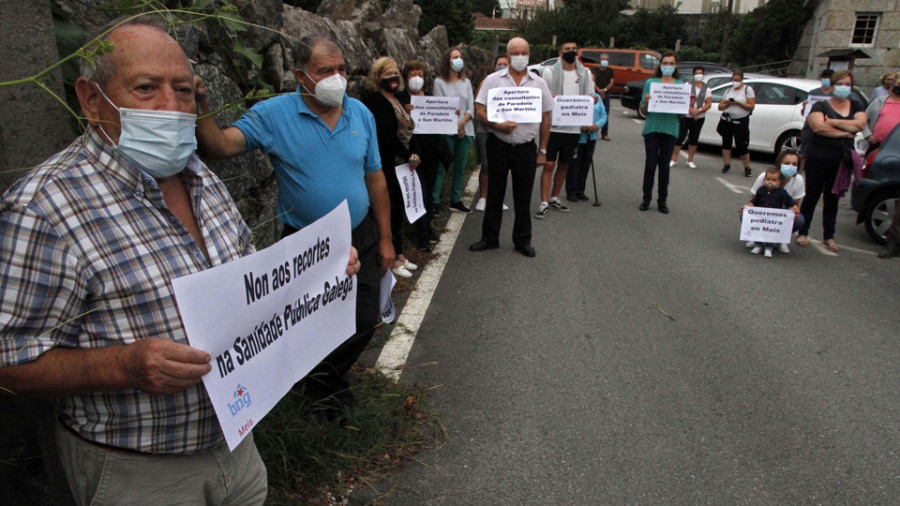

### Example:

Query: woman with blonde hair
xmin=362 ymin=56 xmax=421 ymax=278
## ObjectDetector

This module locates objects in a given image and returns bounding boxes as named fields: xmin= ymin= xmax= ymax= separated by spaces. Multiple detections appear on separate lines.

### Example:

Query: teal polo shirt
xmin=234 ymin=89 xmax=382 ymax=229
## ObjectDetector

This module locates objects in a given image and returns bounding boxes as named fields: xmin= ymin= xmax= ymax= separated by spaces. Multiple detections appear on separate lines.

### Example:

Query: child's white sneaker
xmin=764 ymin=248 xmax=773 ymax=258
xmin=777 ymin=243 xmax=790 ymax=254
xmin=745 ymin=241 xmax=756 ymax=248
xmin=750 ymin=246 xmax=762 ymax=255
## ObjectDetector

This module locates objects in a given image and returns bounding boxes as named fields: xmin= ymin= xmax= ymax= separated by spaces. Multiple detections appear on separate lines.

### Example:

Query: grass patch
xmin=256 ymin=366 xmax=445 ymax=505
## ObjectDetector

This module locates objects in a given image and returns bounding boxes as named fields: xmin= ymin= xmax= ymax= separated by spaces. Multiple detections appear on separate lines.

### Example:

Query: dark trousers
xmin=382 ymin=164 xmax=405 ymax=256
xmin=282 ymin=213 xmax=381 ymax=396
xmin=642 ymin=132 xmax=677 ymax=204
xmin=600 ymin=93 xmax=611 ymax=137
xmin=566 ymin=139 xmax=597 ymax=195
xmin=481 ymin=134 xmax=537 ymax=246
xmin=799 ymin=156 xmax=841 ymax=240
xmin=415 ymin=155 xmax=439 ymax=244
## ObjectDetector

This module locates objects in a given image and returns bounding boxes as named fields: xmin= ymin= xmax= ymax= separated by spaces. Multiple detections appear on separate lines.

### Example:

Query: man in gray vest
xmin=536 ymin=39 xmax=594 ymax=219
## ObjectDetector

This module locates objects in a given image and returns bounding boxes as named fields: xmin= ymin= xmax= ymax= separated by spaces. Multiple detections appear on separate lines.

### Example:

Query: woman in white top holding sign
xmin=433 ymin=47 xmax=476 ymax=214
xmin=716 ymin=69 xmax=756 ymax=177
xmin=671 ymin=65 xmax=712 ymax=169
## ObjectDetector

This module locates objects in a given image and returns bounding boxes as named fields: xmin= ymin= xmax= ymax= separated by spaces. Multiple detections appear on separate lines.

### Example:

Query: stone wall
xmin=1 ymin=0 xmax=496 ymax=249
xmin=792 ymin=0 xmax=900 ymax=93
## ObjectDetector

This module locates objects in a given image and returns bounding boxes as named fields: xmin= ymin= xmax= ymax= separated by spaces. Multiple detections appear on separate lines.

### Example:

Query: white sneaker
xmin=750 ymin=246 xmax=762 ymax=255
xmin=474 ymin=197 xmax=486 ymax=212
xmin=746 ymin=241 xmax=756 ymax=248
xmin=777 ymin=243 xmax=790 ymax=254
xmin=392 ymin=265 xmax=412 ymax=278
xmin=687 ymin=161 xmax=697 ymax=169
xmin=763 ymin=248 xmax=773 ymax=258
xmin=502 ymin=203 xmax=509 ymax=211
xmin=670 ymin=160 xmax=677 ymax=167
xmin=401 ymin=259 xmax=418 ymax=271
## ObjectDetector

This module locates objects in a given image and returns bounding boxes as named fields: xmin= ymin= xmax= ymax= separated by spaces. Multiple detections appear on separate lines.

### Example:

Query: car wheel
xmin=775 ymin=130 xmax=802 ymax=154
xmin=636 ymin=106 xmax=646 ymax=120
xmin=863 ymin=188 xmax=899 ymax=245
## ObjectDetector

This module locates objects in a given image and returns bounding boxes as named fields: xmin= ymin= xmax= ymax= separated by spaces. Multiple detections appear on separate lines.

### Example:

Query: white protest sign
xmin=740 ymin=206 xmax=795 ymax=244
xmin=487 ymin=87 xmax=543 ymax=123
xmin=172 ymin=202 xmax=357 ymax=450
xmin=411 ymin=95 xmax=459 ymax=135
xmin=803 ymin=93 xmax=828 ymax=118
xmin=647 ymin=82 xmax=691 ymax=114
xmin=394 ymin=163 xmax=426 ymax=223
xmin=552 ymin=95 xmax=593 ymax=127
xmin=379 ymin=270 xmax=397 ymax=323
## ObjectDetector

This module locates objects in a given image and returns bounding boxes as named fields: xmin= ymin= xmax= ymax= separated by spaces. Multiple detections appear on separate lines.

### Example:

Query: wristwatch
xmin=539 ymin=149 xmax=547 ymax=154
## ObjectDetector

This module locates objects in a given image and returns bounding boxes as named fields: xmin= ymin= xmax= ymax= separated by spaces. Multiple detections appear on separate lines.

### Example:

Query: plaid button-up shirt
xmin=0 ymin=128 xmax=254 ymax=453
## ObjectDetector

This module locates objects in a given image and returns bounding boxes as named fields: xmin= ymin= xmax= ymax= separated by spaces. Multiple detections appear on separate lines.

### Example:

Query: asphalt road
xmin=361 ymin=102 xmax=900 ymax=505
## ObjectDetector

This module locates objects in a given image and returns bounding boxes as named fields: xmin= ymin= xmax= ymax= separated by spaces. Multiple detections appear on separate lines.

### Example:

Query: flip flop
xmin=796 ymin=235 xmax=810 ymax=247
xmin=822 ymin=239 xmax=840 ymax=252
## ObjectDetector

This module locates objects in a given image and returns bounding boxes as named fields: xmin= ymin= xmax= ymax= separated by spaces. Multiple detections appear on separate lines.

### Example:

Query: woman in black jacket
xmin=362 ymin=57 xmax=421 ymax=278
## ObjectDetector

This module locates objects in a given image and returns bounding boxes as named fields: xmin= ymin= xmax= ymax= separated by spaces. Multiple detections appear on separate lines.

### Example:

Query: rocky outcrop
xmin=9 ymin=0 xmax=489 ymax=249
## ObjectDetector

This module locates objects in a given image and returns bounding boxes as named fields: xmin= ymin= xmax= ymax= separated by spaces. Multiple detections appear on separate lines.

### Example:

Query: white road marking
xmin=716 ymin=176 xmax=749 ymax=194
xmin=375 ymin=170 xmax=480 ymax=380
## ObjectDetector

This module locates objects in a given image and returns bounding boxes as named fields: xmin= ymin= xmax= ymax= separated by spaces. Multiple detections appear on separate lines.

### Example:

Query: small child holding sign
xmin=740 ymin=167 xmax=800 ymax=257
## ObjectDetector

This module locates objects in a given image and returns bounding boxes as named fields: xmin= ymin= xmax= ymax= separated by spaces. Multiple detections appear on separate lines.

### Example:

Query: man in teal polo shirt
xmin=196 ymin=35 xmax=393 ymax=404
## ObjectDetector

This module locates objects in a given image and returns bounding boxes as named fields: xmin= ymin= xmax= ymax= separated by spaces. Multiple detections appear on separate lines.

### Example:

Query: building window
xmin=851 ymin=13 xmax=879 ymax=46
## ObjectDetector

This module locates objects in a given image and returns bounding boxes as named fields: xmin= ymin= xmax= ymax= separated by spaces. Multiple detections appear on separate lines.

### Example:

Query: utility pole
xmin=720 ymin=0 xmax=734 ymax=65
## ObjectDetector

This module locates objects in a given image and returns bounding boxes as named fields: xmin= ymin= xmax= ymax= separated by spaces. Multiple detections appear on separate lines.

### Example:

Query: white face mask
xmin=407 ymin=76 xmax=424 ymax=93
xmin=306 ymin=71 xmax=347 ymax=107
xmin=694 ymin=74 xmax=704 ymax=82
xmin=510 ymin=55 xmax=529 ymax=72
xmin=95 ymin=85 xmax=196 ymax=179
xmin=732 ymin=80 xmax=742 ymax=88
xmin=451 ymin=57 xmax=464 ymax=73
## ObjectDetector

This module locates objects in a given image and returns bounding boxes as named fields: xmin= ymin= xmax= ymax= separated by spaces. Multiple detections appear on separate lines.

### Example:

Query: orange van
xmin=577 ymin=48 xmax=661 ymax=95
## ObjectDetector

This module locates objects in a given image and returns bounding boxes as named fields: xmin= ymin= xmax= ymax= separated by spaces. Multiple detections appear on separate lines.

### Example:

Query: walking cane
xmin=590 ymin=157 xmax=601 ymax=207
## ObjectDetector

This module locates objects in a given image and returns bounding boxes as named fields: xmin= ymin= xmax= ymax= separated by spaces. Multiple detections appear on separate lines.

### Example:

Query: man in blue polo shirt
xmin=196 ymin=35 xmax=393 ymax=405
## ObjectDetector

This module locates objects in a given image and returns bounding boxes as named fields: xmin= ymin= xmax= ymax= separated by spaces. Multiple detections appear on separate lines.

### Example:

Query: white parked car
xmin=697 ymin=77 xmax=821 ymax=154
xmin=527 ymin=57 xmax=557 ymax=76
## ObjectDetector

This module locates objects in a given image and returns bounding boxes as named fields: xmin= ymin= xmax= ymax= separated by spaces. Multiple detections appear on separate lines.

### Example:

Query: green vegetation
xmin=518 ymin=0 xmax=816 ymax=69
xmin=256 ymin=367 xmax=445 ymax=504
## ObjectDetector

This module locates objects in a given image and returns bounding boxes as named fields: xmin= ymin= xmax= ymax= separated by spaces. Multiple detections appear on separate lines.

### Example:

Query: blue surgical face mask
xmin=600 ymin=60 xmax=609 ymax=68
xmin=495 ymin=65 xmax=508 ymax=72
xmin=821 ymin=78 xmax=831 ymax=88
xmin=833 ymin=85 xmax=852 ymax=99
xmin=660 ymin=65 xmax=675 ymax=77
xmin=95 ymin=84 xmax=196 ymax=179
xmin=451 ymin=57 xmax=464 ymax=73
xmin=780 ymin=164 xmax=798 ymax=179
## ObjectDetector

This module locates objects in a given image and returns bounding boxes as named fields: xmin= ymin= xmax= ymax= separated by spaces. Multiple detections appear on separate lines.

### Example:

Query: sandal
xmin=822 ymin=239 xmax=840 ymax=252
xmin=796 ymin=235 xmax=810 ymax=247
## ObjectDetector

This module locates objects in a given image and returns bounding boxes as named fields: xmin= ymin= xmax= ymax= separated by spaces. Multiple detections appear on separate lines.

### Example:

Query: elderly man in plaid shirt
xmin=0 ymin=17 xmax=357 ymax=506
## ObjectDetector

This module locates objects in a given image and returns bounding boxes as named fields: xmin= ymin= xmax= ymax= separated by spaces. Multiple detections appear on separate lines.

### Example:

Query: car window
xmin=706 ymin=76 xmax=731 ymax=89
xmin=640 ymin=54 xmax=659 ymax=70
xmin=710 ymin=85 xmax=728 ymax=102
xmin=608 ymin=52 xmax=635 ymax=67
xmin=580 ymin=51 xmax=602 ymax=65
xmin=541 ymin=58 xmax=558 ymax=66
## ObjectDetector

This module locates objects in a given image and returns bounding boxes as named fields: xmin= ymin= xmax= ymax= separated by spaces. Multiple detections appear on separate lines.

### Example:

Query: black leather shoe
xmin=576 ymin=193 xmax=589 ymax=201
xmin=566 ymin=193 xmax=578 ymax=202
xmin=658 ymin=202 xmax=669 ymax=214
xmin=514 ymin=243 xmax=536 ymax=257
xmin=639 ymin=201 xmax=650 ymax=211
xmin=469 ymin=240 xmax=499 ymax=252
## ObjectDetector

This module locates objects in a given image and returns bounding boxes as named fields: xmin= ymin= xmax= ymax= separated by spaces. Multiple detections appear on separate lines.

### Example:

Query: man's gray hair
xmin=293 ymin=35 xmax=342 ymax=71
xmin=79 ymin=14 xmax=181 ymax=86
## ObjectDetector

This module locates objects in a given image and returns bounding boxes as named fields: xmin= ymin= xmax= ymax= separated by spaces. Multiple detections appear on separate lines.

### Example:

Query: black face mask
xmin=381 ymin=76 xmax=400 ymax=92
xmin=892 ymin=85 xmax=900 ymax=95
xmin=562 ymin=51 xmax=577 ymax=64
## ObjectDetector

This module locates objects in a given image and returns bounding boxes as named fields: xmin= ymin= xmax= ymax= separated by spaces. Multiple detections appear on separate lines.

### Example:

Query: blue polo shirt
xmin=234 ymin=89 xmax=382 ymax=229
